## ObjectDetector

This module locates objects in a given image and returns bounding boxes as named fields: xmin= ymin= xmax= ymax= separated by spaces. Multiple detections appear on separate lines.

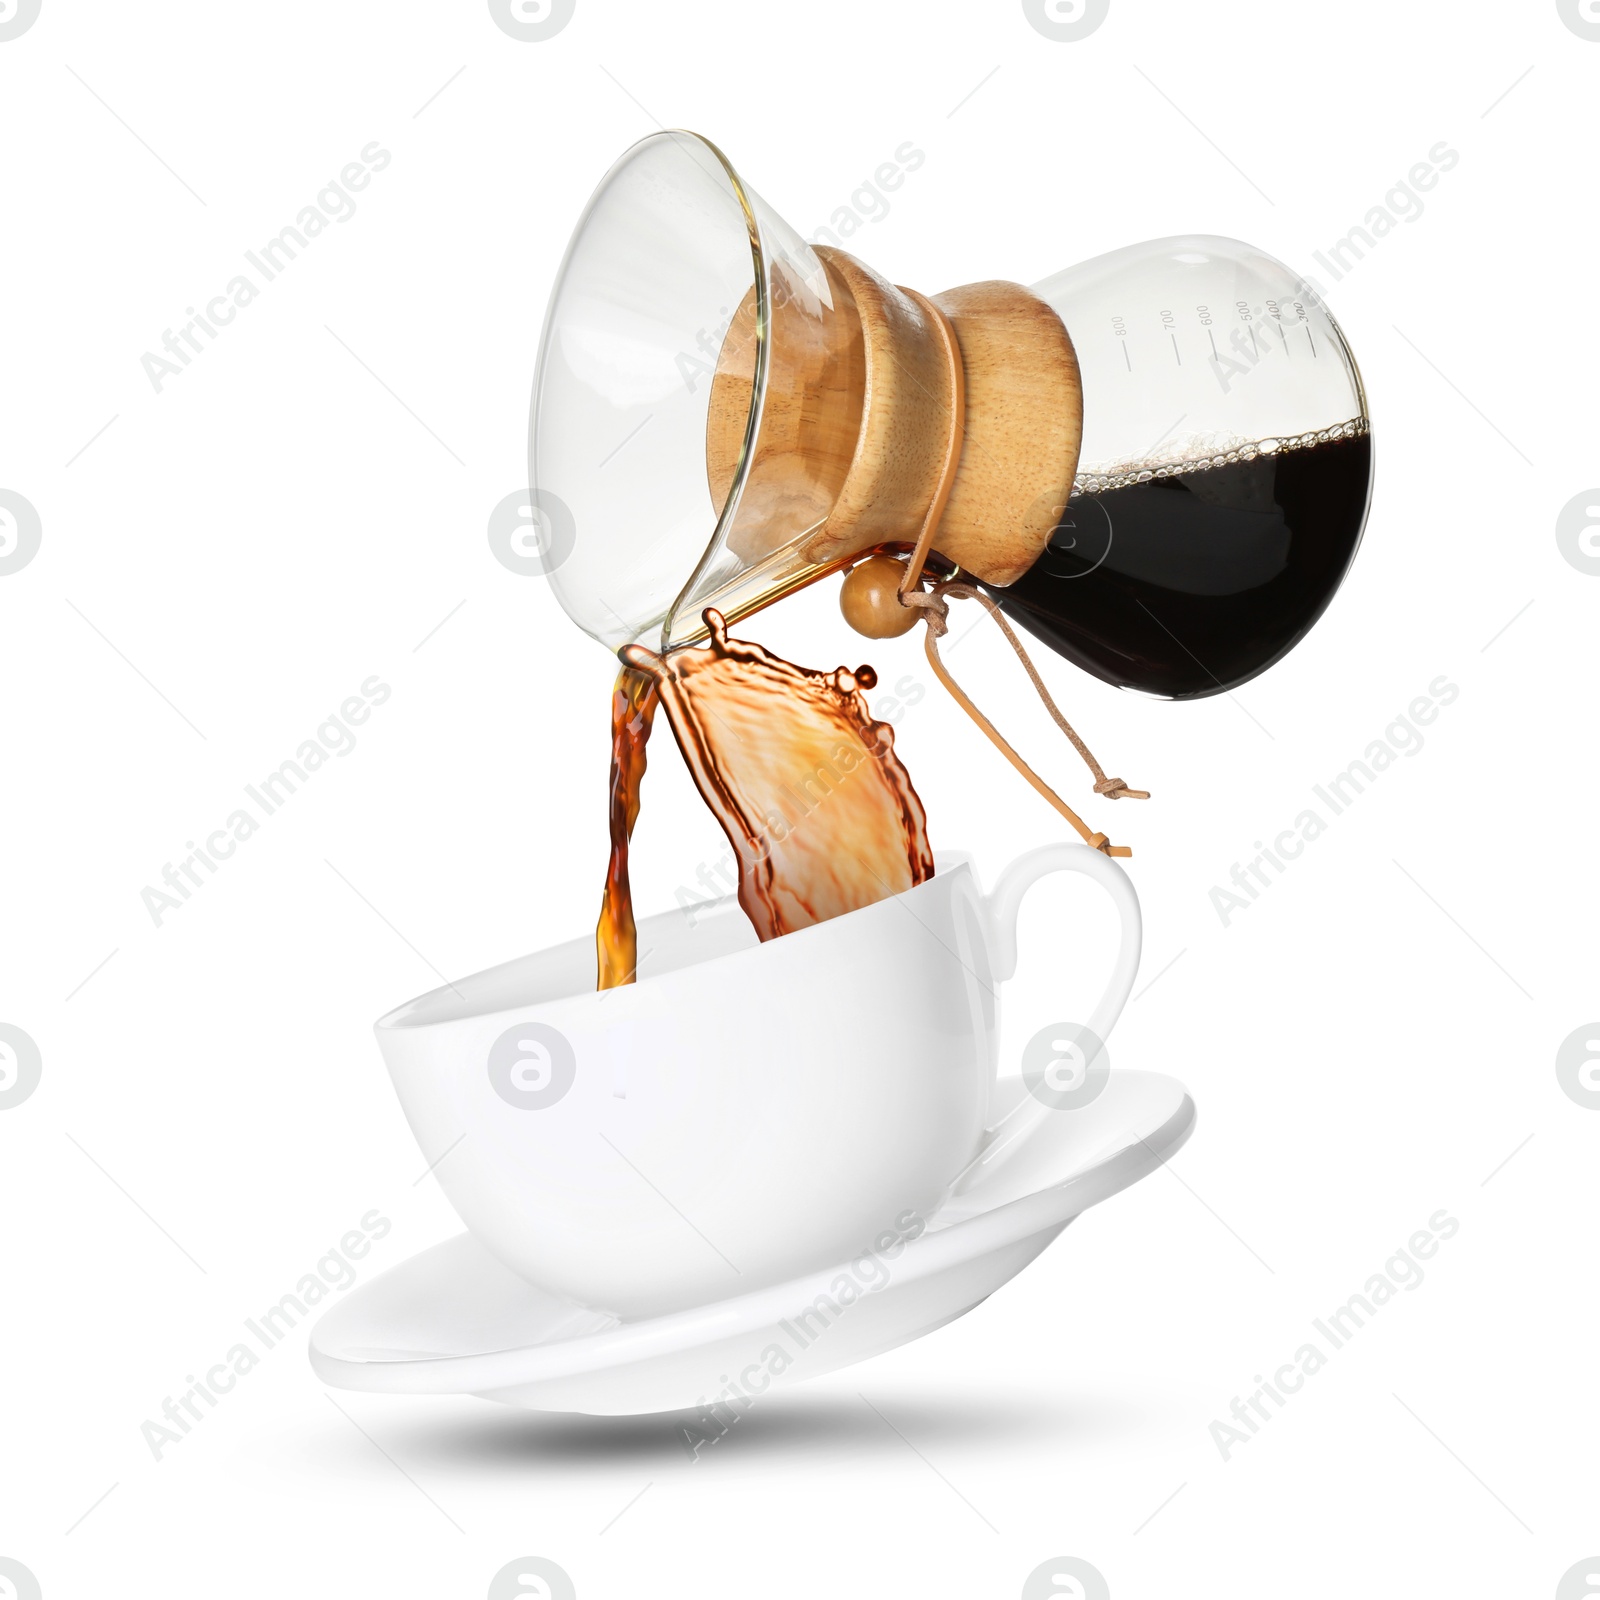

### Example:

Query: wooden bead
xmin=840 ymin=555 xmax=921 ymax=639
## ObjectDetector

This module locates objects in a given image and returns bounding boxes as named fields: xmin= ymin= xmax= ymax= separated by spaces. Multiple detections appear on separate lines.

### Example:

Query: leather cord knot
xmin=898 ymin=586 xmax=949 ymax=637
xmin=1094 ymin=776 xmax=1150 ymax=801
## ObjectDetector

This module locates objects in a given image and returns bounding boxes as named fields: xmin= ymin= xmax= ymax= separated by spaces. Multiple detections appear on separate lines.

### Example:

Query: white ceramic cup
xmin=375 ymin=844 xmax=1141 ymax=1319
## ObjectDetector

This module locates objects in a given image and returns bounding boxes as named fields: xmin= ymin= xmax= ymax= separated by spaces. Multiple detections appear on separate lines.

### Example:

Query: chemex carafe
xmin=530 ymin=130 xmax=1371 ymax=699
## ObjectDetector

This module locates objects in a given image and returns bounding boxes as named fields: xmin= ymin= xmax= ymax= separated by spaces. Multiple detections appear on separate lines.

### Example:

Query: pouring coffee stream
xmin=598 ymin=609 xmax=937 ymax=989
xmin=530 ymin=131 xmax=1374 ymax=988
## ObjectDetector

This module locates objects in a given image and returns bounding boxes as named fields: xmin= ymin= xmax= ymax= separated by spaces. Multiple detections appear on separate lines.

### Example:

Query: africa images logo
xmin=0 ymin=490 xmax=42 ymax=576
xmin=488 ymin=0 xmax=575 ymax=42
xmin=0 ymin=0 xmax=41 ymax=42
xmin=1022 ymin=0 xmax=1109 ymax=42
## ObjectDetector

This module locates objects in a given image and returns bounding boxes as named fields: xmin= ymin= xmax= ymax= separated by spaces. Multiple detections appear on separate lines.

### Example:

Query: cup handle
xmin=948 ymin=843 xmax=1143 ymax=1196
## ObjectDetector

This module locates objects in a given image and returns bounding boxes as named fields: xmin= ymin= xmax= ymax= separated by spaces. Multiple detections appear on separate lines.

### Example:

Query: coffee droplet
xmin=840 ymin=555 xmax=921 ymax=639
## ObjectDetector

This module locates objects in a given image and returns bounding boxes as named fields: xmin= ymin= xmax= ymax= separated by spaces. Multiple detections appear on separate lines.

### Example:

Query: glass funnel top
xmin=531 ymin=131 xmax=761 ymax=650
xmin=530 ymin=130 xmax=853 ymax=653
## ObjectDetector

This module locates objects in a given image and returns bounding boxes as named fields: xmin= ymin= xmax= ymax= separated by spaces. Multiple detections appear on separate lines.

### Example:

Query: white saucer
xmin=310 ymin=1070 xmax=1194 ymax=1416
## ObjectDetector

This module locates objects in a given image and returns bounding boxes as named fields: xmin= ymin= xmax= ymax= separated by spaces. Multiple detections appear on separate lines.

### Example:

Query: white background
xmin=3 ymin=1 xmax=1596 ymax=1596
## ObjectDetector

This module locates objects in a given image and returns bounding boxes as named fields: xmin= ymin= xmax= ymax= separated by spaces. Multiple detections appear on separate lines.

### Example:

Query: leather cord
xmin=896 ymin=288 xmax=967 ymax=602
xmin=907 ymin=581 xmax=1147 ymax=858
xmin=890 ymin=294 xmax=1148 ymax=858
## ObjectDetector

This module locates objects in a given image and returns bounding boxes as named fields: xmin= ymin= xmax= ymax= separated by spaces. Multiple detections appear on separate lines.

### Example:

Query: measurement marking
xmin=1306 ymin=325 xmax=1317 ymax=358
xmin=1208 ymin=329 xmax=1218 ymax=360
xmin=1170 ymin=333 xmax=1181 ymax=366
xmin=1249 ymin=325 xmax=1259 ymax=357
xmin=1277 ymin=321 xmax=1289 ymax=351
xmin=1121 ymin=339 xmax=1131 ymax=371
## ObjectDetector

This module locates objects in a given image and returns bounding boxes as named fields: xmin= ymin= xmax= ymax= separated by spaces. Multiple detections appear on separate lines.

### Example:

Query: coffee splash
xmin=596 ymin=610 xmax=934 ymax=988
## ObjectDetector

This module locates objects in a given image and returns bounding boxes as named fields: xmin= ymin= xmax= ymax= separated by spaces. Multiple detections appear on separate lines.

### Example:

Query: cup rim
xmin=376 ymin=852 xmax=976 ymax=1035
